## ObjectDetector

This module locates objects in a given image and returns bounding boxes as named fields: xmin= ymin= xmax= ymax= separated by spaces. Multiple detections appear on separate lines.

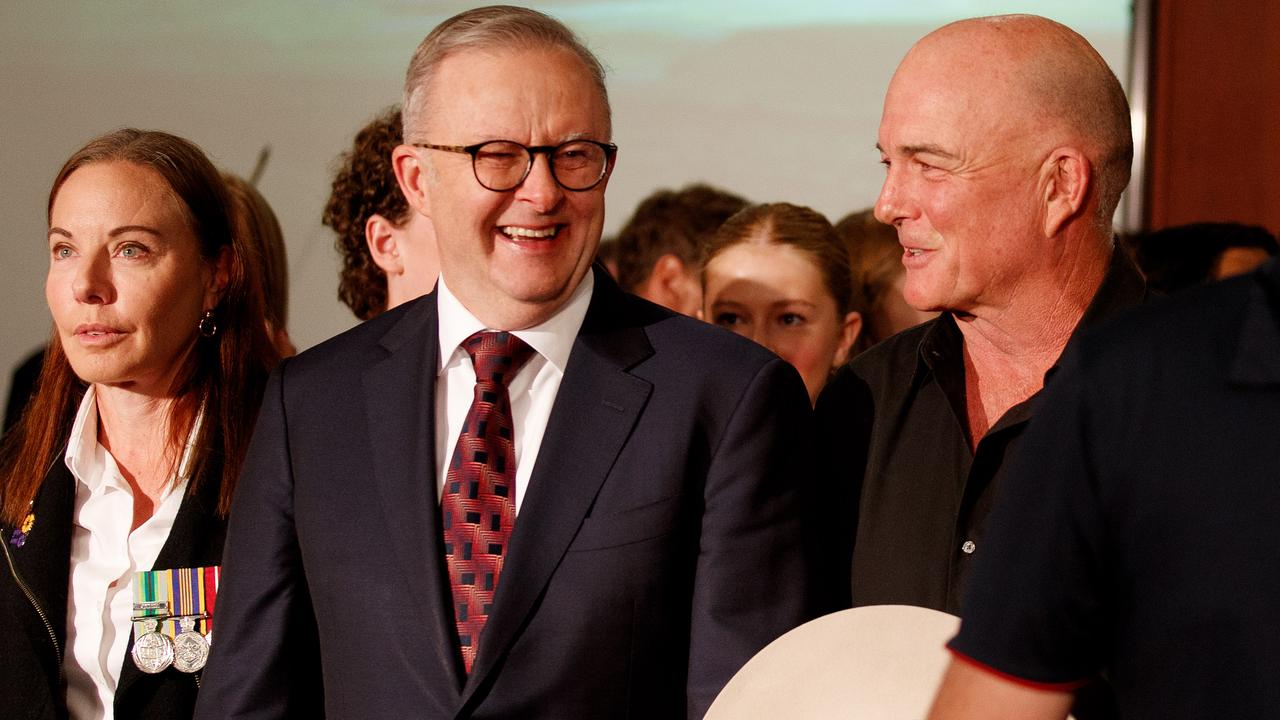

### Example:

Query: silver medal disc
xmin=172 ymin=629 xmax=210 ymax=673
xmin=131 ymin=630 xmax=174 ymax=674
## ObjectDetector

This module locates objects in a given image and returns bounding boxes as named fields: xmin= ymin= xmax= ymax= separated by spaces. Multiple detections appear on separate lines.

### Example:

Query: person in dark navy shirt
xmin=931 ymin=257 xmax=1280 ymax=720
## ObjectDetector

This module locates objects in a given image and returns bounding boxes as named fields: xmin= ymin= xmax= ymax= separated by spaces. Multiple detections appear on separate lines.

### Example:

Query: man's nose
xmin=515 ymin=153 xmax=564 ymax=212
xmin=874 ymin=165 xmax=907 ymax=227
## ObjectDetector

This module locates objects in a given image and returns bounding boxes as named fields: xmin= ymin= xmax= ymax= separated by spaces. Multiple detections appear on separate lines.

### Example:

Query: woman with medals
xmin=0 ymin=129 xmax=280 ymax=718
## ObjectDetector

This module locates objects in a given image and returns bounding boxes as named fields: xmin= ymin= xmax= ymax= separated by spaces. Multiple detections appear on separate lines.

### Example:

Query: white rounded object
xmin=706 ymin=604 xmax=960 ymax=720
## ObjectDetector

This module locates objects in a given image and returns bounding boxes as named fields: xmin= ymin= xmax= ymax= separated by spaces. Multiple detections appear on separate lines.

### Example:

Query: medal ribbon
xmin=133 ymin=566 xmax=221 ymax=637
xmin=171 ymin=566 xmax=203 ymax=617
xmin=133 ymin=569 xmax=173 ymax=620
xmin=204 ymin=565 xmax=220 ymax=634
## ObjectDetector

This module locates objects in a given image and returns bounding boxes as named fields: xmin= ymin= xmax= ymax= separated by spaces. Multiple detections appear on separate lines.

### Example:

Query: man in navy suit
xmin=194 ymin=7 xmax=813 ymax=719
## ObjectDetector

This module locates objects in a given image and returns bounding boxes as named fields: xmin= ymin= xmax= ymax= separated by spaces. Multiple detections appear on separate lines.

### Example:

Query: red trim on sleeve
xmin=948 ymin=648 xmax=1090 ymax=692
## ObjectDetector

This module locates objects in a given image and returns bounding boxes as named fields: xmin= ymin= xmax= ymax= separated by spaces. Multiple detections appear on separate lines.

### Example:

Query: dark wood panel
xmin=1145 ymin=0 xmax=1280 ymax=232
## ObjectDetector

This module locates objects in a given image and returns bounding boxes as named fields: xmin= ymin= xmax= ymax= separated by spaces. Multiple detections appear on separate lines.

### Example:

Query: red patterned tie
xmin=442 ymin=330 xmax=535 ymax=673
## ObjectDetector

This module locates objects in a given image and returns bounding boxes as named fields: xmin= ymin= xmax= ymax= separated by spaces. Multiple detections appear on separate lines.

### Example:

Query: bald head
xmin=897 ymin=15 xmax=1131 ymax=226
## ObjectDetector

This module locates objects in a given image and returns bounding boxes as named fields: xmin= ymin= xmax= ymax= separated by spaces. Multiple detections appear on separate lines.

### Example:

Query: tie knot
xmin=462 ymin=331 xmax=536 ymax=387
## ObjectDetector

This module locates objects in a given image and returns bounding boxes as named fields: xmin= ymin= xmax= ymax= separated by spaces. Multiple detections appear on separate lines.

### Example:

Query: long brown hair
xmin=223 ymin=171 xmax=289 ymax=331
xmin=1 ymin=129 xmax=280 ymax=524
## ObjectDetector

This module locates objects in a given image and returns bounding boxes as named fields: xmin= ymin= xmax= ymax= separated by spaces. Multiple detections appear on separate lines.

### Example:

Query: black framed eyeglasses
xmin=413 ymin=139 xmax=617 ymax=192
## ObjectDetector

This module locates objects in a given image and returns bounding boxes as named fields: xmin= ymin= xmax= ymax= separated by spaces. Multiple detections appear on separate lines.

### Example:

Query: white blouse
xmin=61 ymin=385 xmax=197 ymax=720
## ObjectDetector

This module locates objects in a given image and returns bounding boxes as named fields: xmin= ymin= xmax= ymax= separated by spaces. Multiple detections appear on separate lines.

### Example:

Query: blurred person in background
xmin=324 ymin=106 xmax=441 ymax=321
xmin=1126 ymin=221 xmax=1277 ymax=294
xmin=614 ymin=183 xmax=747 ymax=316
xmin=2 ymin=350 xmax=43 ymax=436
xmin=594 ymin=234 xmax=620 ymax=278
xmin=222 ymin=172 xmax=294 ymax=356
xmin=702 ymin=202 xmax=861 ymax=405
xmin=0 ymin=129 xmax=283 ymax=718
xmin=835 ymin=208 xmax=936 ymax=353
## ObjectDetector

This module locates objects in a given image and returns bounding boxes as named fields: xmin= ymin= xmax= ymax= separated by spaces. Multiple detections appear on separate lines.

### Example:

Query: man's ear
xmin=1042 ymin=147 xmax=1091 ymax=238
xmin=365 ymin=214 xmax=406 ymax=277
xmin=641 ymin=254 xmax=699 ymax=315
xmin=392 ymin=145 xmax=431 ymax=219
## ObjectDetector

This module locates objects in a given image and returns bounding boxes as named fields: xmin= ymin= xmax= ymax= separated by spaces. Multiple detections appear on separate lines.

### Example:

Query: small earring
xmin=198 ymin=309 xmax=219 ymax=338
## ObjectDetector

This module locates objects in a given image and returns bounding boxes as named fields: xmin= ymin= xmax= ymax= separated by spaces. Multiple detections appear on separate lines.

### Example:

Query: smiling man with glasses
xmin=195 ymin=6 xmax=814 ymax=719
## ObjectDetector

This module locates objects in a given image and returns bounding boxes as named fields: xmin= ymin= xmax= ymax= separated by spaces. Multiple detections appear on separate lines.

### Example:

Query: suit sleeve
xmin=686 ymin=357 xmax=815 ymax=716
xmin=194 ymin=366 xmax=324 ymax=719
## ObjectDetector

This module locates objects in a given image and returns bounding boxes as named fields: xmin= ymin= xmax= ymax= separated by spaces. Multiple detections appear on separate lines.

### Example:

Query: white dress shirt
xmin=434 ymin=272 xmax=593 ymax=513
xmin=62 ymin=386 xmax=197 ymax=720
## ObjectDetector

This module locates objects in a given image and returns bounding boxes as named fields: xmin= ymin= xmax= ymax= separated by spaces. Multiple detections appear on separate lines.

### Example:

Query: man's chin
xmin=901 ymin=285 xmax=945 ymax=314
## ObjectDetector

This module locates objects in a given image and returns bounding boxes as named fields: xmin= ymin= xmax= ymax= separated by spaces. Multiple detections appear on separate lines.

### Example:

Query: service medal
xmin=131 ymin=619 xmax=174 ymax=673
xmin=172 ymin=615 xmax=210 ymax=673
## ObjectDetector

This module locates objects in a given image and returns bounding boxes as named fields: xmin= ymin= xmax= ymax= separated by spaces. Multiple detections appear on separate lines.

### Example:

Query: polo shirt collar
xmin=1229 ymin=257 xmax=1280 ymax=386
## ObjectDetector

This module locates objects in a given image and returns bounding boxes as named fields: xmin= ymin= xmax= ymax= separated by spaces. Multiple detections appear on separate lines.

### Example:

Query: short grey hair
xmin=402 ymin=5 xmax=611 ymax=142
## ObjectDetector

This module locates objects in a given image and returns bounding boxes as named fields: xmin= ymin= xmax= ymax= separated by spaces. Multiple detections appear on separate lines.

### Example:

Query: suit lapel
xmin=362 ymin=296 xmax=467 ymax=712
xmin=462 ymin=276 xmax=654 ymax=705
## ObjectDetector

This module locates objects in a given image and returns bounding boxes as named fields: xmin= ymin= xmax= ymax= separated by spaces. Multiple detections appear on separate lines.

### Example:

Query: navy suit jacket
xmin=195 ymin=269 xmax=814 ymax=719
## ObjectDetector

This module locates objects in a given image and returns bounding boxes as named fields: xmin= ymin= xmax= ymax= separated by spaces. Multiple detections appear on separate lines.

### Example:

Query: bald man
xmin=814 ymin=14 xmax=1147 ymax=625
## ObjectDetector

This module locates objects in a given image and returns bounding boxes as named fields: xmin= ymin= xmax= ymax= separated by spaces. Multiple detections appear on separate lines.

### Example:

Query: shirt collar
xmin=912 ymin=313 xmax=960 ymax=386
xmin=64 ymin=385 xmax=206 ymax=492
xmin=436 ymin=271 xmax=594 ymax=374
xmin=64 ymin=384 xmax=100 ymax=487
xmin=175 ymin=403 xmax=204 ymax=481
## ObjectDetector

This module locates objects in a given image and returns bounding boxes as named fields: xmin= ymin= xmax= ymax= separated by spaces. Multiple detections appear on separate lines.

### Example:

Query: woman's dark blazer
xmin=0 ymin=455 xmax=227 ymax=720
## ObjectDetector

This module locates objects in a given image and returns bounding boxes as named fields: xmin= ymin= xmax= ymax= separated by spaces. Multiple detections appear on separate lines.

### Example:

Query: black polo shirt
xmin=950 ymin=258 xmax=1280 ymax=718
xmin=813 ymin=249 xmax=1149 ymax=614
